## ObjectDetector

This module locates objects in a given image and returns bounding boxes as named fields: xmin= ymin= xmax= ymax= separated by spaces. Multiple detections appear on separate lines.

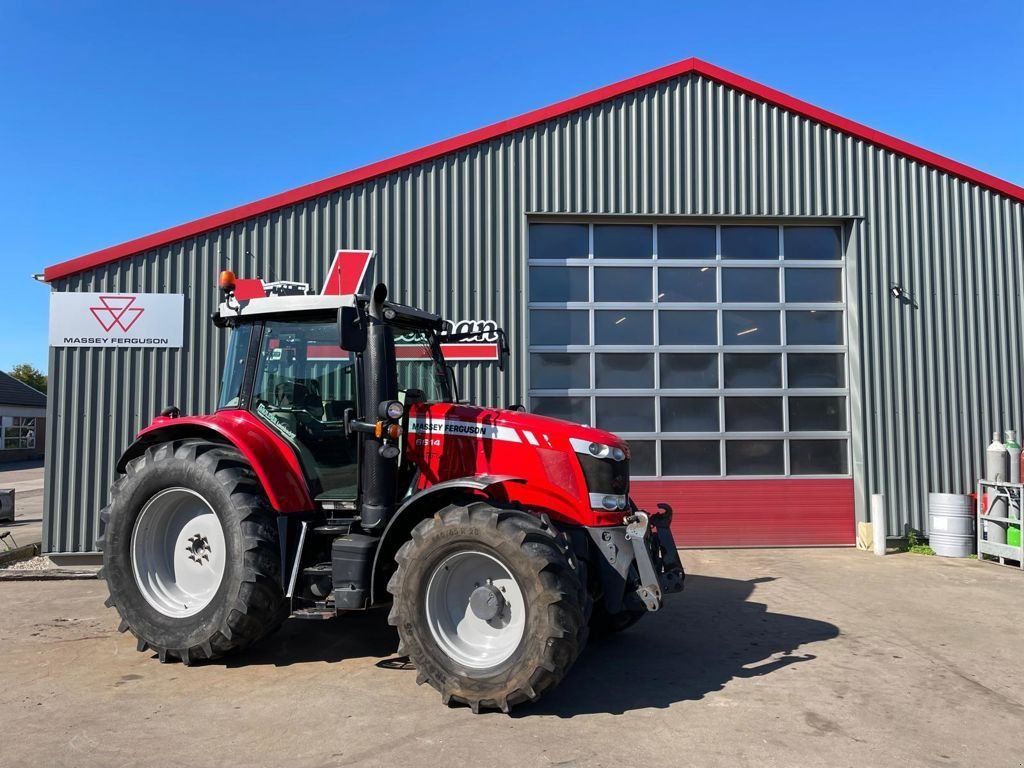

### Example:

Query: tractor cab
xmin=213 ymin=287 xmax=454 ymax=509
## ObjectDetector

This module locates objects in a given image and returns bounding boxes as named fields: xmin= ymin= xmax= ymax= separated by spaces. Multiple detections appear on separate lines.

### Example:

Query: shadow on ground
xmin=517 ymin=573 xmax=839 ymax=718
xmin=198 ymin=571 xmax=837 ymax=716
xmin=220 ymin=609 xmax=398 ymax=668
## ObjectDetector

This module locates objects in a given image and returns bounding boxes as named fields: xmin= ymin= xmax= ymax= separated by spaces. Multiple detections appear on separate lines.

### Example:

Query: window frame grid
xmin=527 ymin=221 xmax=851 ymax=480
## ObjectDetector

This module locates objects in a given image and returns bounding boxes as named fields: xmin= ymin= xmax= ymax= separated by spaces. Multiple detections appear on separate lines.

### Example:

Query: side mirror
xmin=496 ymin=328 xmax=510 ymax=373
xmin=337 ymin=305 xmax=366 ymax=352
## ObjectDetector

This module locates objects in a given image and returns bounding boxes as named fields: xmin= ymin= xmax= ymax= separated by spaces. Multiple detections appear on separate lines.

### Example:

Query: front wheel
xmin=387 ymin=503 xmax=586 ymax=713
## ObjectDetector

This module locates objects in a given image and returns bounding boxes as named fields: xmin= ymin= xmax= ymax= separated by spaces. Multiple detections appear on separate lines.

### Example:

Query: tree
xmin=9 ymin=363 xmax=46 ymax=394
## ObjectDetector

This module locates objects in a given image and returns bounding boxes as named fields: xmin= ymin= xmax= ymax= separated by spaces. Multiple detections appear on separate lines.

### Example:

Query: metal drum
xmin=928 ymin=493 xmax=975 ymax=558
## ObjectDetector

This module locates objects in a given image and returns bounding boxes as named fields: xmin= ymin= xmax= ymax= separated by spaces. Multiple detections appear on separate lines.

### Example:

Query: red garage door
xmin=632 ymin=478 xmax=855 ymax=547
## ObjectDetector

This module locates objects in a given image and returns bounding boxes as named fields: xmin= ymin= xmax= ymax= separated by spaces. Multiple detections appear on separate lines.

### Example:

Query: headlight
xmin=584 ymin=441 xmax=626 ymax=462
xmin=599 ymin=494 xmax=627 ymax=511
xmin=381 ymin=400 xmax=404 ymax=420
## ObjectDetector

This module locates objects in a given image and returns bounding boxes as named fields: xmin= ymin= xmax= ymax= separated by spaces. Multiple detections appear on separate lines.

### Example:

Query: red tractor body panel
xmin=134 ymin=412 xmax=315 ymax=513
xmin=404 ymin=402 xmax=627 ymax=528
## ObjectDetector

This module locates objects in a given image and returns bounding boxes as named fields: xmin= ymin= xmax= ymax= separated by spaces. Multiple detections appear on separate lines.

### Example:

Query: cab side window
xmin=253 ymin=320 xmax=358 ymax=499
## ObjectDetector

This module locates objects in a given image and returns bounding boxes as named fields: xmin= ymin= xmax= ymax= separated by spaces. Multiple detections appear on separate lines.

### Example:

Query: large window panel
xmin=530 ymin=353 xmax=590 ymax=389
xmin=595 ymin=310 xmax=653 ymax=345
xmin=658 ymin=225 xmax=716 ymax=259
xmin=530 ymin=396 xmax=590 ymax=424
xmin=595 ymin=353 xmax=654 ymax=389
xmin=785 ymin=268 xmax=842 ymax=302
xmin=784 ymin=226 xmax=841 ymax=260
xmin=595 ymin=267 xmax=651 ymax=302
xmin=596 ymin=397 xmax=655 ymax=432
xmin=628 ymin=440 xmax=657 ymax=476
xmin=726 ymin=440 xmax=785 ymax=475
xmin=660 ymin=353 xmax=718 ymax=388
xmin=723 ymin=310 xmax=780 ymax=345
xmin=660 ymin=311 xmax=717 ymax=345
xmin=529 ymin=223 xmax=589 ymax=260
xmin=724 ymin=353 xmax=781 ymax=388
xmin=663 ymin=440 xmax=721 ymax=476
xmin=722 ymin=268 xmax=779 ymax=302
xmin=788 ymin=353 xmax=845 ymax=388
xmin=725 ymin=397 xmax=783 ymax=431
xmin=658 ymin=267 xmax=716 ymax=302
xmin=661 ymin=397 xmax=720 ymax=432
xmin=791 ymin=439 xmax=848 ymax=474
xmin=530 ymin=266 xmax=588 ymax=302
xmin=721 ymin=226 xmax=779 ymax=260
xmin=594 ymin=224 xmax=653 ymax=259
xmin=786 ymin=310 xmax=843 ymax=345
xmin=789 ymin=396 xmax=847 ymax=431
xmin=530 ymin=310 xmax=589 ymax=346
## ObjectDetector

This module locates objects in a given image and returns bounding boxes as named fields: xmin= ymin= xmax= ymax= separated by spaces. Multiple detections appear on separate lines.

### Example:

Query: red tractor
xmin=99 ymin=275 xmax=684 ymax=713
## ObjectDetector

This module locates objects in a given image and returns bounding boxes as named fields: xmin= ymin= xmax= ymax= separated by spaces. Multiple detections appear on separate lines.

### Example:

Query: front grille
xmin=577 ymin=453 xmax=630 ymax=495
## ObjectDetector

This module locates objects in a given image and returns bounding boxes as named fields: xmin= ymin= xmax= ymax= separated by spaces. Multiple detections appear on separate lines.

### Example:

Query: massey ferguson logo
xmin=90 ymin=295 xmax=144 ymax=332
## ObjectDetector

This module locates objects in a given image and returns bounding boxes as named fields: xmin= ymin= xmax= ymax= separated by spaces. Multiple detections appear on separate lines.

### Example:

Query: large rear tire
xmin=97 ymin=439 xmax=288 ymax=664
xmin=387 ymin=503 xmax=586 ymax=713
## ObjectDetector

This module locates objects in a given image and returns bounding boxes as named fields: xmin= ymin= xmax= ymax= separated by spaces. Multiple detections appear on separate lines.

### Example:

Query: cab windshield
xmin=395 ymin=330 xmax=451 ymax=403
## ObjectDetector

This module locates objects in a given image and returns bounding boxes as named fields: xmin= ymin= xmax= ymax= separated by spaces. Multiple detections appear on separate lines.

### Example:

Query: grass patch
xmin=904 ymin=529 xmax=936 ymax=556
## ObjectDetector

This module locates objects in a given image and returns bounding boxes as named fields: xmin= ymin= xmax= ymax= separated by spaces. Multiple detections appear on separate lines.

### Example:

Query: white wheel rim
xmin=130 ymin=487 xmax=227 ymax=618
xmin=424 ymin=550 xmax=526 ymax=670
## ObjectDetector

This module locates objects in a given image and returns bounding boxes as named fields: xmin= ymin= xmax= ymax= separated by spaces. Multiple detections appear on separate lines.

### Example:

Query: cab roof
xmin=216 ymin=293 xmax=355 ymax=321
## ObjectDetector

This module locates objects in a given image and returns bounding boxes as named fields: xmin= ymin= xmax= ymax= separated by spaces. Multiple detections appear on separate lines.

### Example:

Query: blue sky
xmin=1 ymin=0 xmax=1022 ymax=373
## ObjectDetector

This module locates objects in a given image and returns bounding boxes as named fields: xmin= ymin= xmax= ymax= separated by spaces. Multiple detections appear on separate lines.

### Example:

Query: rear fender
xmin=368 ymin=475 xmax=526 ymax=604
xmin=116 ymin=412 xmax=315 ymax=513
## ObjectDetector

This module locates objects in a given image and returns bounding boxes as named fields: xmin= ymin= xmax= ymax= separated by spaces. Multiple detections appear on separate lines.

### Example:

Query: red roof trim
xmin=44 ymin=57 xmax=1024 ymax=282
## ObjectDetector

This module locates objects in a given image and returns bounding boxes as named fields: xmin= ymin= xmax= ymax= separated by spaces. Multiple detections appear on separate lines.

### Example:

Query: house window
xmin=527 ymin=221 xmax=849 ymax=478
xmin=1 ymin=416 xmax=36 ymax=450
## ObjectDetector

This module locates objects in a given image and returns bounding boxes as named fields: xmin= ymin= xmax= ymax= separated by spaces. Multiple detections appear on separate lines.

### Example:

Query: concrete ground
xmin=2 ymin=548 xmax=1022 ymax=768
xmin=0 ymin=460 xmax=43 ymax=551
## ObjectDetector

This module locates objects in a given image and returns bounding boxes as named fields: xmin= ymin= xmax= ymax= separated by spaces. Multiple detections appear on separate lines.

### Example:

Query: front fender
xmin=117 ymin=412 xmax=315 ymax=513
xmin=368 ymin=475 xmax=526 ymax=604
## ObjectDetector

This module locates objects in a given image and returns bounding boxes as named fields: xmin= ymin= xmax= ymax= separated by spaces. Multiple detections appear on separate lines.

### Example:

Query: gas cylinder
xmin=1006 ymin=430 xmax=1021 ymax=483
xmin=986 ymin=432 xmax=1008 ymax=544
xmin=1006 ymin=430 xmax=1022 ymax=547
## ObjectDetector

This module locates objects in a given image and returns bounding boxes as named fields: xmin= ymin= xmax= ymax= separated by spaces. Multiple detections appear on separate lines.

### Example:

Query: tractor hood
xmin=407 ymin=401 xmax=628 ymax=455
xmin=404 ymin=401 xmax=632 ymax=527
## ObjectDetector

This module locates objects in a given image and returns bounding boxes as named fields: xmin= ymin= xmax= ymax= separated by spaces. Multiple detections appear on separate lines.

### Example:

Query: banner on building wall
xmin=49 ymin=292 xmax=185 ymax=348
xmin=323 ymin=250 xmax=500 ymax=361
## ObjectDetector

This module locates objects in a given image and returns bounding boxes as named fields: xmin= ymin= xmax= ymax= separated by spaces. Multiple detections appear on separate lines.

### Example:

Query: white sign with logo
xmin=49 ymin=292 xmax=185 ymax=348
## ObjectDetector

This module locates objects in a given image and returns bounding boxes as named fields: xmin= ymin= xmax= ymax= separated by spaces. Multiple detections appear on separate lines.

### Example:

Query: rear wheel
xmin=387 ymin=503 xmax=586 ymax=713
xmin=98 ymin=439 xmax=288 ymax=664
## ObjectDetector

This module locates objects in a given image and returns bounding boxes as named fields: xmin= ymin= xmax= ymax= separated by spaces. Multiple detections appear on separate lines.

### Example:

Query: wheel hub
xmin=469 ymin=581 xmax=506 ymax=622
xmin=185 ymin=533 xmax=212 ymax=564
xmin=424 ymin=550 xmax=526 ymax=670
xmin=130 ymin=487 xmax=227 ymax=618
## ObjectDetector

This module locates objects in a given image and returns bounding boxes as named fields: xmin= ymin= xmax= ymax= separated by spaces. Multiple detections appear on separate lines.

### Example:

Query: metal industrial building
xmin=41 ymin=58 xmax=1024 ymax=554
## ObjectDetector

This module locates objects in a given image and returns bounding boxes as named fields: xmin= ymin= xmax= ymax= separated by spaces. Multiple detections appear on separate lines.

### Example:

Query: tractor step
xmin=290 ymin=606 xmax=336 ymax=620
xmin=302 ymin=563 xmax=332 ymax=576
xmin=313 ymin=520 xmax=357 ymax=535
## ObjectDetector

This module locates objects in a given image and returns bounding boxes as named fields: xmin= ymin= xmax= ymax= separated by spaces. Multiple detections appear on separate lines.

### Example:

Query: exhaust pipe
xmin=359 ymin=283 xmax=399 ymax=531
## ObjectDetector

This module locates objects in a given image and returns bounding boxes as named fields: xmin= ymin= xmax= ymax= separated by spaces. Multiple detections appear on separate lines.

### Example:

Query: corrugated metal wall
xmin=44 ymin=73 xmax=1024 ymax=552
